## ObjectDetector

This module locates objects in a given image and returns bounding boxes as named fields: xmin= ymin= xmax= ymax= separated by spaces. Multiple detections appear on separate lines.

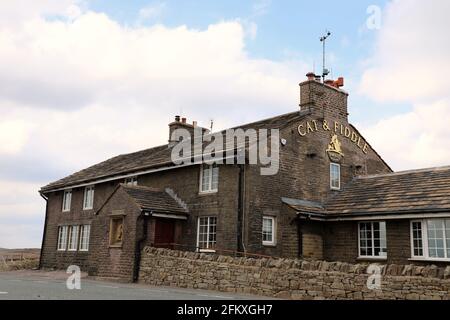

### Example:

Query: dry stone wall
xmin=139 ymin=247 xmax=450 ymax=300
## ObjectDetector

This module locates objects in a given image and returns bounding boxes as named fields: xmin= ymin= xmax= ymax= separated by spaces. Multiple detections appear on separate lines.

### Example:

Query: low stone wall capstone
xmin=139 ymin=247 xmax=450 ymax=300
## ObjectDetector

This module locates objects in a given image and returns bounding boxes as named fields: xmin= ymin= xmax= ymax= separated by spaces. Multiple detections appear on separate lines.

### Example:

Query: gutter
xmin=295 ymin=208 xmax=450 ymax=222
xmin=38 ymin=192 xmax=49 ymax=270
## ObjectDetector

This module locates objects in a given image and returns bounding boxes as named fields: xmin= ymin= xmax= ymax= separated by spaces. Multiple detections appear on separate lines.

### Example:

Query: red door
xmin=154 ymin=219 xmax=175 ymax=249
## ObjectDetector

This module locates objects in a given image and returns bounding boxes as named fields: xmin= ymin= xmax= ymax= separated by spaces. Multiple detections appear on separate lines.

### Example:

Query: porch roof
xmin=121 ymin=184 xmax=189 ymax=216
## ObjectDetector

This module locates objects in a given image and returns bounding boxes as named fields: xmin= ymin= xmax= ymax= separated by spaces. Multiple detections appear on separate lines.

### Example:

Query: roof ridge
xmin=357 ymin=165 xmax=450 ymax=180
xmin=225 ymin=110 xmax=302 ymax=131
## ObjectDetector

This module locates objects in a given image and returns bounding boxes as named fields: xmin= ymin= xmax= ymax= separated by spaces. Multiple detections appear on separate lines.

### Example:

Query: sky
xmin=1 ymin=0 xmax=450 ymax=248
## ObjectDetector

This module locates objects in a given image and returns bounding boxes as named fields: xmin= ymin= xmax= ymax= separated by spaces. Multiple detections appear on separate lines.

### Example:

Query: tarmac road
xmin=0 ymin=270 xmax=271 ymax=300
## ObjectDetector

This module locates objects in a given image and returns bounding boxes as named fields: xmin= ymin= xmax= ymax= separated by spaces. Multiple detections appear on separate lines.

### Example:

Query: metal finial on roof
xmin=320 ymin=30 xmax=331 ymax=83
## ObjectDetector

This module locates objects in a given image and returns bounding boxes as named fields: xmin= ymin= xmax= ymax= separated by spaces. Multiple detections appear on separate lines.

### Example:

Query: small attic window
xmin=124 ymin=176 xmax=138 ymax=186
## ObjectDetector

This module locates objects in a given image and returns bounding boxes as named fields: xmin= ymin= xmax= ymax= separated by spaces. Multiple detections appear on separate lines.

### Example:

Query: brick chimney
xmin=168 ymin=116 xmax=209 ymax=147
xmin=299 ymin=73 xmax=348 ymax=121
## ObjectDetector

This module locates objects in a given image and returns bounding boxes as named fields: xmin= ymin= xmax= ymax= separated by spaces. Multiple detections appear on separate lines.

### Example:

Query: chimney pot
xmin=306 ymin=72 xmax=316 ymax=81
xmin=335 ymin=77 xmax=344 ymax=88
xmin=181 ymin=117 xmax=187 ymax=124
xmin=175 ymin=115 xmax=180 ymax=122
xmin=193 ymin=121 xmax=197 ymax=127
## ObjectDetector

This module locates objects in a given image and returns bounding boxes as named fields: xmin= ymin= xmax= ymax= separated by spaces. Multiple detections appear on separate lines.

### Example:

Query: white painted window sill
xmin=263 ymin=242 xmax=276 ymax=247
xmin=199 ymin=191 xmax=218 ymax=195
xmin=408 ymin=257 xmax=450 ymax=263
xmin=198 ymin=249 xmax=216 ymax=253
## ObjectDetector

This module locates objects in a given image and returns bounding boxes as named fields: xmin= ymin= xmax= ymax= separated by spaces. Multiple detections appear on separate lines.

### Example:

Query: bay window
xmin=411 ymin=219 xmax=450 ymax=260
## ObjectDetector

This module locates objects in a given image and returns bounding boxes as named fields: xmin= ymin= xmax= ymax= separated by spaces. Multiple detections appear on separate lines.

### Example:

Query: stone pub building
xmin=39 ymin=74 xmax=450 ymax=281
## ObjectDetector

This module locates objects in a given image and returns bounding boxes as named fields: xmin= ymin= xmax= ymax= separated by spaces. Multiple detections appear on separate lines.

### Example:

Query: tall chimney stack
xmin=299 ymin=72 xmax=349 ymax=120
xmin=168 ymin=116 xmax=209 ymax=147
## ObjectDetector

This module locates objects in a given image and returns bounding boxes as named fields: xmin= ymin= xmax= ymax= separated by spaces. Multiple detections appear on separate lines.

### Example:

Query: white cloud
xmin=0 ymin=180 xmax=44 ymax=248
xmin=0 ymin=119 xmax=32 ymax=155
xmin=138 ymin=1 xmax=166 ymax=23
xmin=0 ymin=0 xmax=83 ymax=27
xmin=360 ymin=0 xmax=450 ymax=170
xmin=0 ymin=3 xmax=307 ymax=247
xmin=360 ymin=0 xmax=450 ymax=102
xmin=361 ymin=100 xmax=450 ymax=170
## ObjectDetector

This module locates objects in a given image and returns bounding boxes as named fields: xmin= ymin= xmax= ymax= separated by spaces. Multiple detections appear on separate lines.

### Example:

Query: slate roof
xmin=284 ymin=166 xmax=450 ymax=217
xmin=41 ymin=111 xmax=305 ymax=192
xmin=120 ymin=185 xmax=188 ymax=215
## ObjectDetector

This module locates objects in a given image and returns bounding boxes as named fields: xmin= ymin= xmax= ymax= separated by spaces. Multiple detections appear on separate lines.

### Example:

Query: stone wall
xmin=139 ymin=247 xmax=450 ymax=300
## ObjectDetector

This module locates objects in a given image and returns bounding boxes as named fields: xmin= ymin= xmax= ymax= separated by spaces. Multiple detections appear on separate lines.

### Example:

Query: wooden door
xmin=154 ymin=219 xmax=175 ymax=249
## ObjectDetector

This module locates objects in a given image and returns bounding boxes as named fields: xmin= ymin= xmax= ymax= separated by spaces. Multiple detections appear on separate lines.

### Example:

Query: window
xmin=262 ymin=216 xmax=276 ymax=246
xmin=62 ymin=190 xmax=72 ymax=212
xmin=110 ymin=217 xmax=124 ymax=247
xmin=124 ymin=176 xmax=138 ymax=186
xmin=200 ymin=165 xmax=219 ymax=193
xmin=197 ymin=217 xmax=217 ymax=251
xmin=67 ymin=225 xmax=79 ymax=251
xmin=79 ymin=225 xmax=91 ymax=251
xmin=330 ymin=163 xmax=341 ymax=190
xmin=57 ymin=226 xmax=69 ymax=251
xmin=411 ymin=219 xmax=450 ymax=261
xmin=411 ymin=221 xmax=424 ymax=257
xmin=83 ymin=186 xmax=95 ymax=210
xmin=358 ymin=221 xmax=387 ymax=258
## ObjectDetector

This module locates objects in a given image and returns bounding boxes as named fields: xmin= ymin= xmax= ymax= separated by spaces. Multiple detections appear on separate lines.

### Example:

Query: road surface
xmin=0 ymin=270 xmax=270 ymax=300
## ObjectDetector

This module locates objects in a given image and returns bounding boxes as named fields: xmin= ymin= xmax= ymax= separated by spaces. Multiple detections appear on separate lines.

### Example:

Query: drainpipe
xmin=133 ymin=212 xmax=149 ymax=282
xmin=237 ymin=164 xmax=246 ymax=253
xmin=297 ymin=217 xmax=303 ymax=258
xmin=38 ymin=191 xmax=49 ymax=270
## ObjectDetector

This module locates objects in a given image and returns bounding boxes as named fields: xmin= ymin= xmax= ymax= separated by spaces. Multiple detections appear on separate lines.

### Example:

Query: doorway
xmin=153 ymin=219 xmax=175 ymax=249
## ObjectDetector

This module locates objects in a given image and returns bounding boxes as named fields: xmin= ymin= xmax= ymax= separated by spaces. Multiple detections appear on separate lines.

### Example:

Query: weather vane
xmin=320 ymin=30 xmax=331 ymax=83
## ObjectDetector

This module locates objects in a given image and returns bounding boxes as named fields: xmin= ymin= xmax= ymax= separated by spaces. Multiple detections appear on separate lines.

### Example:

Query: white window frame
xmin=79 ymin=225 xmax=91 ymax=252
xmin=62 ymin=189 xmax=72 ymax=212
xmin=262 ymin=216 xmax=276 ymax=246
xmin=358 ymin=221 xmax=387 ymax=259
xmin=199 ymin=164 xmax=219 ymax=194
xmin=57 ymin=226 xmax=69 ymax=251
xmin=67 ymin=225 xmax=79 ymax=251
xmin=330 ymin=163 xmax=341 ymax=190
xmin=124 ymin=176 xmax=138 ymax=186
xmin=196 ymin=216 xmax=217 ymax=252
xmin=410 ymin=219 xmax=450 ymax=262
xmin=83 ymin=185 xmax=95 ymax=210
